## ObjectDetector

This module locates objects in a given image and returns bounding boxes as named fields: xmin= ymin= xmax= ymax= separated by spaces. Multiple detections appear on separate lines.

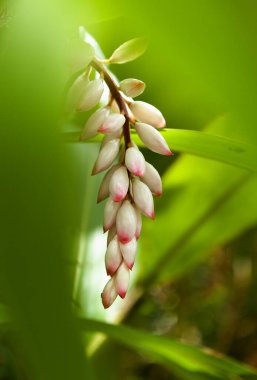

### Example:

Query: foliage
xmin=0 ymin=0 xmax=257 ymax=379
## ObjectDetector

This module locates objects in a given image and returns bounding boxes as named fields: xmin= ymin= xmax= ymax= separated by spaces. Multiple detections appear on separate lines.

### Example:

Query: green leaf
xmin=62 ymin=128 xmax=257 ymax=173
xmin=81 ymin=319 xmax=257 ymax=380
xmin=108 ymin=37 xmax=148 ymax=64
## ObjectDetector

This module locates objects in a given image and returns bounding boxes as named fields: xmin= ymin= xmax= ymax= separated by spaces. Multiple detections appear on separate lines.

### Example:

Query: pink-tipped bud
xmin=134 ymin=207 xmax=142 ymax=240
xmin=130 ymin=101 xmax=166 ymax=129
xmin=77 ymin=78 xmax=104 ymax=112
xmin=109 ymin=166 xmax=129 ymax=202
xmin=98 ymin=114 xmax=125 ymax=134
xmin=116 ymin=200 xmax=137 ymax=243
xmin=120 ymin=237 xmax=137 ymax=269
xmin=135 ymin=122 xmax=172 ymax=156
xmin=115 ymin=262 xmax=130 ymax=298
xmin=142 ymin=162 xmax=162 ymax=196
xmin=107 ymin=225 xmax=117 ymax=246
xmin=92 ymin=139 xmax=120 ymax=175
xmin=81 ymin=107 xmax=110 ymax=140
xmin=105 ymin=236 xmax=123 ymax=276
xmin=97 ymin=164 xmax=120 ymax=203
xmin=101 ymin=278 xmax=118 ymax=308
xmin=125 ymin=147 xmax=146 ymax=177
xmin=103 ymin=198 xmax=121 ymax=232
xmin=120 ymin=78 xmax=145 ymax=98
xmin=132 ymin=179 xmax=154 ymax=219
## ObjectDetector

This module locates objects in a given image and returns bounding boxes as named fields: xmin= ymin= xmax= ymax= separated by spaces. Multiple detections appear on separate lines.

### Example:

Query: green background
xmin=0 ymin=0 xmax=257 ymax=379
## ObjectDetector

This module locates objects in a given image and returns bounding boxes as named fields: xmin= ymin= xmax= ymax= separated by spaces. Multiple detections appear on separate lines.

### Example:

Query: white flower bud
xmin=135 ymin=122 xmax=172 ymax=156
xmin=77 ymin=78 xmax=104 ymax=112
xmin=107 ymin=225 xmax=116 ymax=246
xmin=141 ymin=162 xmax=162 ymax=196
xmin=101 ymin=278 xmax=117 ymax=309
xmin=120 ymin=237 xmax=137 ymax=269
xmin=97 ymin=164 xmax=120 ymax=203
xmin=92 ymin=138 xmax=120 ymax=175
xmin=98 ymin=113 xmax=125 ymax=134
xmin=103 ymin=198 xmax=121 ymax=232
xmin=130 ymin=101 xmax=166 ymax=129
xmin=109 ymin=37 xmax=147 ymax=64
xmin=80 ymin=107 xmax=110 ymax=140
xmin=115 ymin=262 xmax=130 ymax=298
xmin=116 ymin=200 xmax=137 ymax=243
xmin=109 ymin=166 xmax=129 ymax=202
xmin=134 ymin=207 xmax=142 ymax=240
xmin=132 ymin=178 xmax=154 ymax=219
xmin=66 ymin=73 xmax=89 ymax=113
xmin=105 ymin=236 xmax=123 ymax=276
xmin=125 ymin=147 xmax=146 ymax=177
xmin=120 ymin=78 xmax=145 ymax=98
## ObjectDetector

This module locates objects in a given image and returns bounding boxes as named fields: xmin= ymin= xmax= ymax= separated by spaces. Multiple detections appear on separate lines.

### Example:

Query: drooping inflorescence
xmin=67 ymin=36 xmax=173 ymax=308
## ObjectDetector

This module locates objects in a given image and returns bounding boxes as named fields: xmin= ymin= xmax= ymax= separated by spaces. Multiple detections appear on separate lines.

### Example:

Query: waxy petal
xmin=120 ymin=78 xmax=145 ymax=98
xmin=99 ymin=113 xmax=125 ymax=134
xmin=81 ymin=107 xmax=110 ymax=140
xmin=142 ymin=162 xmax=162 ymax=196
xmin=107 ymin=225 xmax=117 ymax=246
xmin=116 ymin=200 xmax=137 ymax=243
xmin=125 ymin=147 xmax=146 ymax=177
xmin=101 ymin=278 xmax=118 ymax=309
xmin=115 ymin=262 xmax=130 ymax=298
xmin=92 ymin=138 xmax=120 ymax=175
xmin=135 ymin=122 xmax=172 ymax=156
xmin=134 ymin=207 xmax=142 ymax=240
xmin=105 ymin=236 xmax=122 ymax=275
xmin=120 ymin=237 xmax=137 ymax=269
xmin=77 ymin=78 xmax=104 ymax=112
xmin=97 ymin=164 xmax=120 ymax=203
xmin=132 ymin=179 xmax=154 ymax=219
xmin=130 ymin=101 xmax=166 ymax=129
xmin=109 ymin=166 xmax=129 ymax=202
xmin=103 ymin=198 xmax=121 ymax=232
xmin=66 ymin=73 xmax=89 ymax=113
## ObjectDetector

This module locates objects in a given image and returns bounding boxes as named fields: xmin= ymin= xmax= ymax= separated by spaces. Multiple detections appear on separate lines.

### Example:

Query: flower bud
xmin=132 ymin=179 xmax=154 ymax=219
xmin=92 ymin=138 xmax=120 ymax=175
xmin=134 ymin=207 xmax=142 ymax=240
xmin=125 ymin=147 xmax=146 ymax=177
xmin=97 ymin=164 xmax=120 ymax=203
xmin=105 ymin=236 xmax=123 ymax=276
xmin=109 ymin=37 xmax=147 ymax=64
xmin=109 ymin=166 xmax=129 ymax=202
xmin=130 ymin=101 xmax=166 ymax=129
xmin=77 ymin=78 xmax=104 ymax=112
xmin=120 ymin=237 xmax=137 ymax=269
xmin=115 ymin=262 xmax=130 ymax=298
xmin=101 ymin=278 xmax=117 ymax=309
xmin=135 ymin=122 xmax=172 ymax=156
xmin=98 ymin=113 xmax=125 ymax=134
xmin=107 ymin=225 xmax=117 ymax=246
xmin=81 ymin=107 xmax=110 ymax=140
xmin=116 ymin=200 xmax=137 ymax=243
xmin=120 ymin=78 xmax=145 ymax=98
xmin=66 ymin=73 xmax=89 ymax=113
xmin=103 ymin=198 xmax=121 ymax=232
xmin=142 ymin=162 xmax=162 ymax=196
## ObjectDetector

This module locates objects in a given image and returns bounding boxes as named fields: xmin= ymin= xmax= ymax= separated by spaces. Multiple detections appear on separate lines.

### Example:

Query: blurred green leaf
xmin=82 ymin=319 xmax=257 ymax=380
xmin=63 ymin=127 xmax=257 ymax=172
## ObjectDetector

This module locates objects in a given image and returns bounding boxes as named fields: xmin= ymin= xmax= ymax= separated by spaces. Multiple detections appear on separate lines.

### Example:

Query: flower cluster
xmin=67 ymin=37 xmax=172 ymax=308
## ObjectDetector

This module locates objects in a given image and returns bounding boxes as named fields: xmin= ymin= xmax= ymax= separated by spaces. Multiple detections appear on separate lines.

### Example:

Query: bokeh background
xmin=1 ymin=0 xmax=257 ymax=379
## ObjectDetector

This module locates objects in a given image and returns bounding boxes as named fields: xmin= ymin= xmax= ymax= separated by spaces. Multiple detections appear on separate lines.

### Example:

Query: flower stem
xmin=90 ymin=58 xmax=132 ymax=148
